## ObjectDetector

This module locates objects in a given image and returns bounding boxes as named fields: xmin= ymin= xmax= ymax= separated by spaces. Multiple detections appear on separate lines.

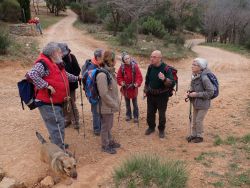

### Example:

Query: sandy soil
xmin=0 ymin=9 xmax=249 ymax=188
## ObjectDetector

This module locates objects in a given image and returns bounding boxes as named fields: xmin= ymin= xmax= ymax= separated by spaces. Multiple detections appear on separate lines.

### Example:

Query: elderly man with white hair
xmin=186 ymin=57 xmax=214 ymax=143
xmin=26 ymin=42 xmax=79 ymax=149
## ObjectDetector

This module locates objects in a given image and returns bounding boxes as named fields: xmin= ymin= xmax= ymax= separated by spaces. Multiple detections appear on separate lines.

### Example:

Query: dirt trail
xmin=0 ymin=9 xmax=249 ymax=188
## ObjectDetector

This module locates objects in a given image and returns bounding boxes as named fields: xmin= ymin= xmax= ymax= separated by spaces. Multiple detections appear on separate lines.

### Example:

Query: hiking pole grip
xmin=48 ymin=88 xmax=52 ymax=97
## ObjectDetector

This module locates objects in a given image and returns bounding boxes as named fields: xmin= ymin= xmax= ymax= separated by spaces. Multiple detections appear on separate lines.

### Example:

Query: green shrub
xmin=214 ymin=135 xmax=223 ymax=146
xmin=225 ymin=136 xmax=238 ymax=145
xmin=70 ymin=2 xmax=81 ymax=15
xmin=163 ymin=32 xmax=185 ymax=46
xmin=141 ymin=17 xmax=166 ymax=38
xmin=114 ymin=155 xmax=187 ymax=188
xmin=1 ymin=0 xmax=21 ymax=22
xmin=0 ymin=28 xmax=11 ymax=54
xmin=242 ymin=134 xmax=250 ymax=144
xmin=118 ymin=24 xmax=136 ymax=46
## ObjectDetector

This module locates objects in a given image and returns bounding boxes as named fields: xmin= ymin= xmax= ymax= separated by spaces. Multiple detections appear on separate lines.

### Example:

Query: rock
xmin=0 ymin=168 xmax=5 ymax=181
xmin=40 ymin=176 xmax=54 ymax=187
xmin=0 ymin=177 xmax=16 ymax=188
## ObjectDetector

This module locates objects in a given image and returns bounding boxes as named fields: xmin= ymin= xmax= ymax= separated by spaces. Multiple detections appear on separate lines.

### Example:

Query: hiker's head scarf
xmin=194 ymin=58 xmax=208 ymax=70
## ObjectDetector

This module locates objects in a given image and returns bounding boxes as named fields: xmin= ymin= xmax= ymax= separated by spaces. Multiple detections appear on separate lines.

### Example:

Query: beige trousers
xmin=101 ymin=114 xmax=114 ymax=147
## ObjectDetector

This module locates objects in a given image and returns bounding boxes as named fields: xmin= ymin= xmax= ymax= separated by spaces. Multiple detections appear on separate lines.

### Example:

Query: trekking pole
xmin=189 ymin=100 xmax=192 ymax=137
xmin=78 ymin=79 xmax=86 ymax=139
xmin=117 ymin=87 xmax=123 ymax=127
xmin=48 ymin=90 xmax=66 ymax=152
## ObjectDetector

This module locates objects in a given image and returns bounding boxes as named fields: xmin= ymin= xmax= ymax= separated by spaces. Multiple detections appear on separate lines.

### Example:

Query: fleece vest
xmin=35 ymin=54 xmax=69 ymax=104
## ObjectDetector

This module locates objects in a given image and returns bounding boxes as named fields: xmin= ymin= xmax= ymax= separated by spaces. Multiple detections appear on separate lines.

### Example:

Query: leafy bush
xmin=0 ymin=28 xmax=11 ymax=54
xmin=163 ymin=32 xmax=185 ymax=46
xmin=114 ymin=155 xmax=187 ymax=188
xmin=141 ymin=17 xmax=166 ymax=38
xmin=118 ymin=23 xmax=136 ymax=46
xmin=70 ymin=2 xmax=81 ymax=15
xmin=1 ymin=0 xmax=21 ymax=22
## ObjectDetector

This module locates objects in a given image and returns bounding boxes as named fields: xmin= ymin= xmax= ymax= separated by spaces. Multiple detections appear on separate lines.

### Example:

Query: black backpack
xmin=17 ymin=61 xmax=47 ymax=110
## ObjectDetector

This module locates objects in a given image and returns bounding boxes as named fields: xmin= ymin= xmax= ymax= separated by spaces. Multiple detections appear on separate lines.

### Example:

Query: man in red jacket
xmin=27 ymin=42 xmax=79 ymax=149
xmin=117 ymin=52 xmax=143 ymax=123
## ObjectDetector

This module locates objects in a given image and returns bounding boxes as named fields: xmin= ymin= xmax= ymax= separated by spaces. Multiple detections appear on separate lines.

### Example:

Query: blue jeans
xmin=125 ymin=97 xmax=139 ymax=119
xmin=91 ymin=103 xmax=101 ymax=133
xmin=38 ymin=105 xmax=65 ymax=149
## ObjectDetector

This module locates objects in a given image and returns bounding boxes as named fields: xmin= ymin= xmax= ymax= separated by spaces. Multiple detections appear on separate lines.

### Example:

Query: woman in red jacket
xmin=117 ymin=52 xmax=143 ymax=123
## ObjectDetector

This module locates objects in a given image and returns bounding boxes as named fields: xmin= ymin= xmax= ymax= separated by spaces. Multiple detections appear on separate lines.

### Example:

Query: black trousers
xmin=146 ymin=93 xmax=169 ymax=131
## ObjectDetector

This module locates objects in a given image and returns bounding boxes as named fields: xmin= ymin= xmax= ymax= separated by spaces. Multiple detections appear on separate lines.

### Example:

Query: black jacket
xmin=63 ymin=53 xmax=81 ymax=91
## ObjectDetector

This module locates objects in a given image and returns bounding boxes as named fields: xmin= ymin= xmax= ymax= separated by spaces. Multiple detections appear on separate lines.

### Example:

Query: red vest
xmin=35 ymin=54 xmax=69 ymax=104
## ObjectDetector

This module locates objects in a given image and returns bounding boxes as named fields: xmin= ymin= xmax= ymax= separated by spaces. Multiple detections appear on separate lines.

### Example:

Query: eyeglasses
xmin=150 ymin=56 xmax=161 ymax=59
xmin=192 ymin=63 xmax=199 ymax=66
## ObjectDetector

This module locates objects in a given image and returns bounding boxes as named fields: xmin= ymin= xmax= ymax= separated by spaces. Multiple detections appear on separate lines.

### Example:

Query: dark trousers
xmin=146 ymin=94 xmax=169 ymax=131
xmin=125 ymin=97 xmax=139 ymax=118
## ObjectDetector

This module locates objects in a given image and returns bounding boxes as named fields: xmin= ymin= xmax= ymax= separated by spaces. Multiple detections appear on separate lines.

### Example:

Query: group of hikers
xmin=26 ymin=42 xmax=216 ymax=154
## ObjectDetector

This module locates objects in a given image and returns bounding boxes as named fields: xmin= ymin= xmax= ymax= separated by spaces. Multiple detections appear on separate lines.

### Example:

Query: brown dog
xmin=36 ymin=132 xmax=77 ymax=180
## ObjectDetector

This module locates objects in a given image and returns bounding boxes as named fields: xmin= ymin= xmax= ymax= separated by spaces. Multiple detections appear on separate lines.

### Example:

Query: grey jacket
xmin=96 ymin=66 xmax=119 ymax=114
xmin=190 ymin=68 xmax=214 ymax=110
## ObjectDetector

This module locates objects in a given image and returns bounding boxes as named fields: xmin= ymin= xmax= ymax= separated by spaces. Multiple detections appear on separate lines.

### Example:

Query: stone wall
xmin=9 ymin=24 xmax=38 ymax=36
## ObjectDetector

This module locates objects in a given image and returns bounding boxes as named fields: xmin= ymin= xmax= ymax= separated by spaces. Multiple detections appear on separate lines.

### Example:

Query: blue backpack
xmin=17 ymin=61 xmax=47 ymax=110
xmin=203 ymin=72 xmax=219 ymax=99
xmin=82 ymin=60 xmax=112 ymax=105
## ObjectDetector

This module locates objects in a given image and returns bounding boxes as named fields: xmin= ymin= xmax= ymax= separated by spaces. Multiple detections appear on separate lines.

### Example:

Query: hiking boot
xmin=186 ymin=135 xmax=195 ymax=143
xmin=193 ymin=137 xmax=203 ymax=143
xmin=102 ymin=146 xmax=117 ymax=154
xmin=125 ymin=116 xmax=132 ymax=121
xmin=159 ymin=131 xmax=165 ymax=138
xmin=65 ymin=121 xmax=71 ymax=128
xmin=109 ymin=141 xmax=121 ymax=148
xmin=134 ymin=118 xmax=139 ymax=123
xmin=94 ymin=130 xmax=100 ymax=136
xmin=145 ymin=128 xmax=155 ymax=135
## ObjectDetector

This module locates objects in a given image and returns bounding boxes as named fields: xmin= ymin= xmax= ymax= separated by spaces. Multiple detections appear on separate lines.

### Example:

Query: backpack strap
xmin=131 ymin=62 xmax=136 ymax=85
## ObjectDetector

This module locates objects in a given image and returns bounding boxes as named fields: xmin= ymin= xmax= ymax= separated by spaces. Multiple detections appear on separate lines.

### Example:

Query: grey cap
xmin=194 ymin=57 xmax=208 ymax=69
xmin=58 ymin=43 xmax=70 ymax=56
xmin=94 ymin=49 xmax=103 ymax=59
xmin=42 ymin=42 xmax=60 ymax=57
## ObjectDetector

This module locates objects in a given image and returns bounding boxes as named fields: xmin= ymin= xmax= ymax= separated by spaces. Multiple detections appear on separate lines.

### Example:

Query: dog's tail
xmin=36 ymin=131 xmax=47 ymax=144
